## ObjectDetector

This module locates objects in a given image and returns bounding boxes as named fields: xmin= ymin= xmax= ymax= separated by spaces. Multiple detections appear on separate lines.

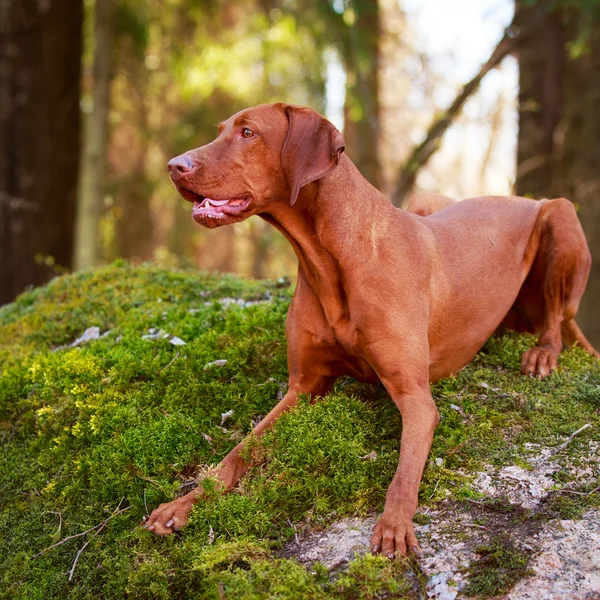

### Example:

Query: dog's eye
xmin=241 ymin=128 xmax=254 ymax=139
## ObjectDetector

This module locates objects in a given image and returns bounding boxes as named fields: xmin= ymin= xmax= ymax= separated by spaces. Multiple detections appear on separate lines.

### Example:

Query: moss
xmin=0 ymin=263 xmax=598 ymax=598
xmin=463 ymin=535 xmax=533 ymax=597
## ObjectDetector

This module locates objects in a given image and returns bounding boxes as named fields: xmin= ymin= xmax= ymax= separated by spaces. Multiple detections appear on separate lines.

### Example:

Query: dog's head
xmin=168 ymin=103 xmax=345 ymax=228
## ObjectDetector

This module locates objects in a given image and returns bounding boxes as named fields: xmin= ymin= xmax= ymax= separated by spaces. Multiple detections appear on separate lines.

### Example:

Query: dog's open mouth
xmin=174 ymin=183 xmax=251 ymax=222
xmin=191 ymin=196 xmax=250 ymax=220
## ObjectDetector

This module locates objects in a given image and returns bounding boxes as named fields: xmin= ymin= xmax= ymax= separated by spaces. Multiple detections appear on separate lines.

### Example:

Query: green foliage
xmin=0 ymin=263 xmax=599 ymax=598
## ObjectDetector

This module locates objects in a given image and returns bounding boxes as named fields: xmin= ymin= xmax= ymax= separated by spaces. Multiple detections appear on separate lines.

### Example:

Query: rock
xmin=205 ymin=359 xmax=227 ymax=370
xmin=220 ymin=409 xmax=234 ymax=426
xmin=289 ymin=516 xmax=377 ymax=570
xmin=508 ymin=510 xmax=600 ymax=600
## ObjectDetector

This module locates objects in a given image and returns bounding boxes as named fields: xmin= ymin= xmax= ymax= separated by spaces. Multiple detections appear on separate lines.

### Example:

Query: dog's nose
xmin=167 ymin=155 xmax=194 ymax=175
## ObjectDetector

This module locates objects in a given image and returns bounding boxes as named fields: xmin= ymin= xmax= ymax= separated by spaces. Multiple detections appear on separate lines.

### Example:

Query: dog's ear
xmin=281 ymin=106 xmax=345 ymax=206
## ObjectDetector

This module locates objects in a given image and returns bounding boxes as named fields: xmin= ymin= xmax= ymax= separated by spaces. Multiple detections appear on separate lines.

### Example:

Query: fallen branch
xmin=67 ymin=509 xmax=115 ymax=582
xmin=33 ymin=503 xmax=130 ymax=558
xmin=535 ymin=424 xmax=592 ymax=468
xmin=67 ymin=540 xmax=90 ymax=582
xmin=556 ymin=485 xmax=600 ymax=498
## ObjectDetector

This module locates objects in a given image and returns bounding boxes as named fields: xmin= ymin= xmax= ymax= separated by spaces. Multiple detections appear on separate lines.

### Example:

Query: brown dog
xmin=145 ymin=103 xmax=597 ymax=557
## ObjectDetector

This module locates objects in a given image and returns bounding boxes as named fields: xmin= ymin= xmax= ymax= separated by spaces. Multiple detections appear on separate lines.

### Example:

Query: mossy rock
xmin=0 ymin=263 xmax=598 ymax=599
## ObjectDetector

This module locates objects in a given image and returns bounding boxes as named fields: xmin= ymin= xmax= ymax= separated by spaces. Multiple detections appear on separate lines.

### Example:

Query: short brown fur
xmin=146 ymin=104 xmax=597 ymax=558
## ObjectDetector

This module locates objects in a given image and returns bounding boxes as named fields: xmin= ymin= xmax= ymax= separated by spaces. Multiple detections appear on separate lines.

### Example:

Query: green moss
xmin=463 ymin=535 xmax=532 ymax=597
xmin=0 ymin=263 xmax=598 ymax=598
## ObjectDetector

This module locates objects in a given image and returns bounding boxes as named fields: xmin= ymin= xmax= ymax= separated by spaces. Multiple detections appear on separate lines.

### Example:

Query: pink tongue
xmin=207 ymin=198 xmax=230 ymax=206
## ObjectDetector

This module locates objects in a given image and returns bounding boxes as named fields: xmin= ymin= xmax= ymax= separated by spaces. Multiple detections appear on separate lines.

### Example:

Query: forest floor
xmin=1 ymin=263 xmax=599 ymax=599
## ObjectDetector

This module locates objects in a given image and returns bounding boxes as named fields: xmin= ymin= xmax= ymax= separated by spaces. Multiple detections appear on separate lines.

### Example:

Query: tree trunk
xmin=514 ymin=1 xmax=565 ymax=198
xmin=515 ymin=0 xmax=600 ymax=347
xmin=0 ymin=0 xmax=83 ymax=304
xmin=343 ymin=0 xmax=381 ymax=189
xmin=75 ymin=0 xmax=114 ymax=270
xmin=250 ymin=219 xmax=269 ymax=279
xmin=560 ymin=30 xmax=600 ymax=347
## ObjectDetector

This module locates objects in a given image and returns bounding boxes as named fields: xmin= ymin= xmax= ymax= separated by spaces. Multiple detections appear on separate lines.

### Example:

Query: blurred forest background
xmin=1 ymin=0 xmax=599 ymax=344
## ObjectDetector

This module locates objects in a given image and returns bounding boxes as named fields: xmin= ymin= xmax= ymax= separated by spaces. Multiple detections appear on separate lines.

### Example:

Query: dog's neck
xmin=262 ymin=155 xmax=395 ymax=327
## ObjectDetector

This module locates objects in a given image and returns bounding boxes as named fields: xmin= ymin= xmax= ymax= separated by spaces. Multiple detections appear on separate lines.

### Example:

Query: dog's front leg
xmin=370 ymin=387 xmax=439 ymax=557
xmin=145 ymin=375 xmax=334 ymax=536
xmin=364 ymin=337 xmax=439 ymax=557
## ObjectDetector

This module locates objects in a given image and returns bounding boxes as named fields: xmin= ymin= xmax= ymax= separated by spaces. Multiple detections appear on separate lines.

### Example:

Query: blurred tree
xmin=306 ymin=0 xmax=382 ymax=187
xmin=109 ymin=0 xmax=153 ymax=263
xmin=100 ymin=0 xmax=329 ymax=278
xmin=514 ymin=0 xmax=564 ymax=198
xmin=391 ymin=24 xmax=523 ymax=207
xmin=515 ymin=0 xmax=600 ymax=346
xmin=0 ymin=0 xmax=83 ymax=304
xmin=342 ymin=0 xmax=381 ymax=188
xmin=75 ymin=0 xmax=115 ymax=270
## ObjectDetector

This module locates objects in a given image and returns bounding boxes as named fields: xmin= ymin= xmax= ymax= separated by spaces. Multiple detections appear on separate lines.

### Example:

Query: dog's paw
xmin=521 ymin=346 xmax=558 ymax=379
xmin=143 ymin=494 xmax=195 ymax=536
xmin=369 ymin=514 xmax=421 ymax=559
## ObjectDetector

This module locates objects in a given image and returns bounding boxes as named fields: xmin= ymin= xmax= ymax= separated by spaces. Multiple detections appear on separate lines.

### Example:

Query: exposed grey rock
xmin=286 ymin=440 xmax=600 ymax=598
xmin=508 ymin=510 xmax=600 ymax=600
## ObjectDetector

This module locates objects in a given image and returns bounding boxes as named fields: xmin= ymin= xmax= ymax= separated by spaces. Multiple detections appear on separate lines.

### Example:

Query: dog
xmin=145 ymin=103 xmax=597 ymax=558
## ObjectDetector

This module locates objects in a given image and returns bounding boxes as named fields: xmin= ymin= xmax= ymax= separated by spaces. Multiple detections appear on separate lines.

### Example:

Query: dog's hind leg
xmin=519 ymin=198 xmax=595 ymax=377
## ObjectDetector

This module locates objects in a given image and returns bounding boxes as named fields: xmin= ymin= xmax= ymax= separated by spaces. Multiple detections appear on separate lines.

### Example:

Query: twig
xmin=428 ymin=478 xmax=441 ymax=500
xmin=556 ymin=488 xmax=588 ymax=496
xmin=178 ymin=480 xmax=197 ymax=491
xmin=137 ymin=475 xmax=162 ymax=488
xmin=535 ymin=424 xmax=592 ymax=468
xmin=157 ymin=351 xmax=180 ymax=375
xmin=47 ymin=511 xmax=63 ymax=537
xmin=287 ymin=518 xmax=300 ymax=545
xmin=67 ymin=540 xmax=90 ymax=582
xmin=555 ymin=485 xmax=599 ymax=498
xmin=465 ymin=523 xmax=493 ymax=533
xmin=33 ymin=504 xmax=130 ymax=558
xmin=143 ymin=488 xmax=149 ymax=518
xmin=67 ymin=511 xmax=113 ymax=582
xmin=464 ymin=498 xmax=487 ymax=507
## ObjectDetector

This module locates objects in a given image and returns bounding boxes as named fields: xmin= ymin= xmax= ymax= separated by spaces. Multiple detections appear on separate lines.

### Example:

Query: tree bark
xmin=515 ymin=0 xmax=600 ymax=346
xmin=75 ymin=0 xmax=114 ymax=270
xmin=343 ymin=0 xmax=381 ymax=189
xmin=560 ymin=29 xmax=600 ymax=347
xmin=514 ymin=1 xmax=565 ymax=198
xmin=0 ymin=0 xmax=83 ymax=304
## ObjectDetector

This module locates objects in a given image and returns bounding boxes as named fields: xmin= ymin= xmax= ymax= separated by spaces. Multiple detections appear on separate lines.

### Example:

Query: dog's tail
xmin=562 ymin=319 xmax=600 ymax=357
